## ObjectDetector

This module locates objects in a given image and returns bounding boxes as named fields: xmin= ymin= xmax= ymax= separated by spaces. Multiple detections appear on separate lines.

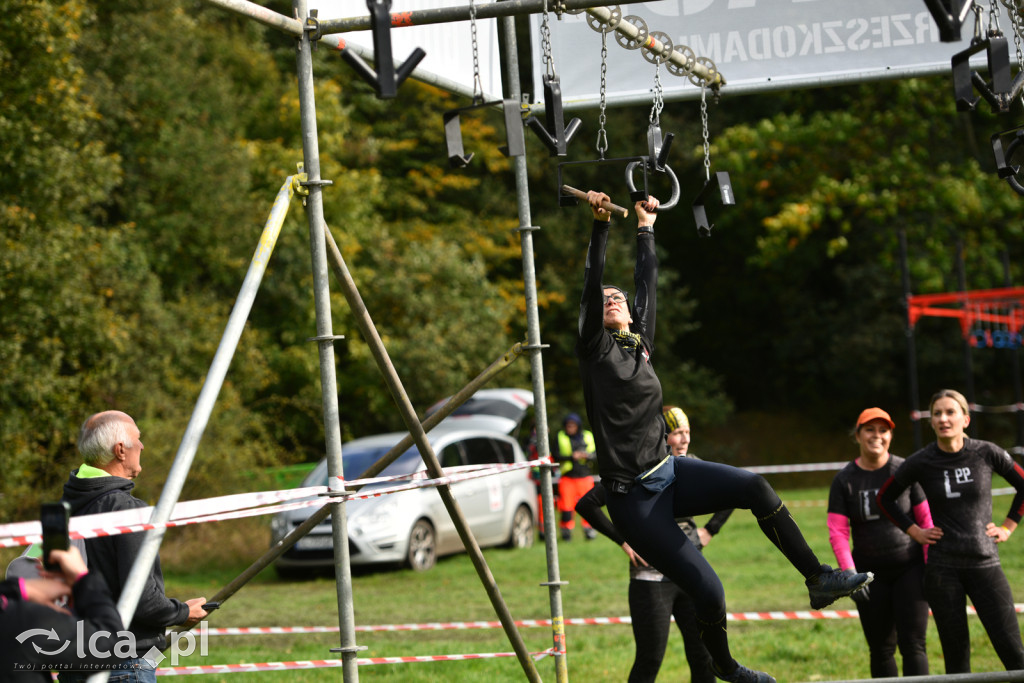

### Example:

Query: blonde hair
xmin=929 ymin=389 xmax=970 ymax=417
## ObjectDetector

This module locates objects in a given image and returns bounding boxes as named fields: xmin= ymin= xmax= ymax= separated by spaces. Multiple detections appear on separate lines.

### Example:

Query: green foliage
xmin=10 ymin=0 xmax=1021 ymax=524
xmin=0 ymin=1 xmax=303 ymax=518
xmin=657 ymin=78 xmax=1024 ymax=421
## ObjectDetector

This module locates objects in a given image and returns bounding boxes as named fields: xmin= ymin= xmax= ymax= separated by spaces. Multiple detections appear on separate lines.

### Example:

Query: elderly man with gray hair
xmin=58 ymin=411 xmax=208 ymax=683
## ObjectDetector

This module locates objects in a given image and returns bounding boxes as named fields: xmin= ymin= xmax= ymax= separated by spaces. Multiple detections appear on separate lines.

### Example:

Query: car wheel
xmin=506 ymin=504 xmax=535 ymax=548
xmin=406 ymin=519 xmax=437 ymax=571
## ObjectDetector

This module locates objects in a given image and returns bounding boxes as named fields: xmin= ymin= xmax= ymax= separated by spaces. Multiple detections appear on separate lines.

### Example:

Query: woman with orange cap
xmin=828 ymin=407 xmax=932 ymax=677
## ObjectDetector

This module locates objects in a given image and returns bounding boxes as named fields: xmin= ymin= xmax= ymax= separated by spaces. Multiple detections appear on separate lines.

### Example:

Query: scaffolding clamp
xmin=951 ymin=32 xmax=1022 ymax=112
xmin=338 ymin=0 xmax=425 ymax=98
xmin=443 ymin=99 xmax=526 ymax=168
xmin=303 ymin=9 xmax=323 ymax=50
xmin=692 ymin=171 xmax=735 ymax=237
xmin=525 ymin=74 xmax=582 ymax=156
xmin=293 ymin=167 xmax=309 ymax=198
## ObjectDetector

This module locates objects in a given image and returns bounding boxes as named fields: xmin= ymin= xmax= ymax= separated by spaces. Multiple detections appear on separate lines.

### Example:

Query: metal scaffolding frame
xmin=63 ymin=1 xmax=1024 ymax=682
xmin=94 ymin=0 xmax=724 ymax=681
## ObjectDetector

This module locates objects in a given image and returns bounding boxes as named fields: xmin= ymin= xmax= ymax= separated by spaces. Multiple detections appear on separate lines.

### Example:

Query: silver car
xmin=271 ymin=418 xmax=537 ymax=574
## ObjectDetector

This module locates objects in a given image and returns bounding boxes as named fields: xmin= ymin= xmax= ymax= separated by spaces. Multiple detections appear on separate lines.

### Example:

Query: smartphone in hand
xmin=40 ymin=502 xmax=71 ymax=571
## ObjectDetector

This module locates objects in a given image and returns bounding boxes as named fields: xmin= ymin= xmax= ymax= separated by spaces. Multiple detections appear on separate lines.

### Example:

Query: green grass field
xmin=151 ymin=486 xmax=1024 ymax=682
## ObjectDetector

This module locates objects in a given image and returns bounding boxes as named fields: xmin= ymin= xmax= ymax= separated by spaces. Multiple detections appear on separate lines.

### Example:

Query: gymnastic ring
xmin=624 ymin=160 xmax=680 ymax=211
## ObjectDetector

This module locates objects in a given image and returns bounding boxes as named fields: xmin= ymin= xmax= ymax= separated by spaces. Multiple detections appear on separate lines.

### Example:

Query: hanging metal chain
xmin=972 ymin=1 xmax=985 ymax=40
xmin=1003 ymin=0 xmax=1024 ymax=23
xmin=701 ymin=82 xmax=711 ymax=181
xmin=540 ymin=0 xmax=556 ymax=78
xmin=990 ymin=0 xmax=1004 ymax=35
xmin=648 ymin=61 xmax=664 ymax=126
xmin=596 ymin=28 xmax=609 ymax=158
xmin=469 ymin=0 xmax=483 ymax=102
xmin=1011 ymin=1 xmax=1024 ymax=107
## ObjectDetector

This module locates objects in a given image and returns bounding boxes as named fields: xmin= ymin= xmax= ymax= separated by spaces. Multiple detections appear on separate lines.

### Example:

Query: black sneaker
xmin=713 ymin=661 xmax=776 ymax=683
xmin=806 ymin=564 xmax=874 ymax=609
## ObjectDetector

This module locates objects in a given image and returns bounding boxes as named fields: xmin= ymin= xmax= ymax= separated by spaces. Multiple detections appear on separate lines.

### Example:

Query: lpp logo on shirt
xmin=944 ymin=467 xmax=973 ymax=498
xmin=859 ymin=489 xmax=880 ymax=520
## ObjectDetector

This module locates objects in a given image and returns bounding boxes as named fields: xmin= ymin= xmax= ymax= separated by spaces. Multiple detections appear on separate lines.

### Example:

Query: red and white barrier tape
xmin=152 ymin=605 xmax=1024 ymax=675
xmin=154 ymin=648 xmax=558 ymax=675
xmin=3 ymin=453 xmax=1017 ymax=548
xmin=201 ymin=603 xmax=1024 ymax=638
xmin=0 ymin=459 xmax=540 ymax=548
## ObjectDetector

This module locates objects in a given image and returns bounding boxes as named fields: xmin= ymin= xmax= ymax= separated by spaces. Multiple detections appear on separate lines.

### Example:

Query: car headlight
xmin=349 ymin=497 xmax=401 ymax=538
xmin=270 ymin=513 xmax=289 ymax=541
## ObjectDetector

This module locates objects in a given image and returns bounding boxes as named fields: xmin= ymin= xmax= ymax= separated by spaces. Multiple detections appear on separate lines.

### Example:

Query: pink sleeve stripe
xmin=827 ymin=512 xmax=855 ymax=571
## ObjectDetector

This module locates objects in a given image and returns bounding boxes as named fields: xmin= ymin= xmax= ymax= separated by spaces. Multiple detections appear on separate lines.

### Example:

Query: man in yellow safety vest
xmin=556 ymin=413 xmax=597 ymax=541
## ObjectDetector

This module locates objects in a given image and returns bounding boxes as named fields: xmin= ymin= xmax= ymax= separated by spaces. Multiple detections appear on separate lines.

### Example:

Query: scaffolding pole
xmin=499 ymin=2 xmax=569 ymax=680
xmin=193 ymin=0 xmax=575 ymax=678
xmin=293 ymin=1 xmax=361 ymax=679
xmin=319 ymin=222 xmax=542 ymax=681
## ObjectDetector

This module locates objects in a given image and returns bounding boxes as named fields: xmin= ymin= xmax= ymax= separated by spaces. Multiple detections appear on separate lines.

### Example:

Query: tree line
xmin=2 ymin=1 xmax=1021 ymax=519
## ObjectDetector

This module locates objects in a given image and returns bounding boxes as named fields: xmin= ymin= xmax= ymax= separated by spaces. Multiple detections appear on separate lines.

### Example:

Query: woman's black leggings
xmin=607 ymin=457 xmax=822 ymax=671
xmin=855 ymin=561 xmax=929 ymax=677
xmin=628 ymin=579 xmax=715 ymax=683
xmin=924 ymin=563 xmax=1024 ymax=673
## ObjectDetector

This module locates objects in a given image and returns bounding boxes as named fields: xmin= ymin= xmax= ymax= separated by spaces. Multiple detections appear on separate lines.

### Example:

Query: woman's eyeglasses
xmin=604 ymin=294 xmax=627 ymax=305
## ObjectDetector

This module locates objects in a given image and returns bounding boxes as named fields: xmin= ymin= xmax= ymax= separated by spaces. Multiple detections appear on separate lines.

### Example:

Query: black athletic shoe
xmin=713 ymin=661 xmax=777 ymax=683
xmin=806 ymin=564 xmax=874 ymax=609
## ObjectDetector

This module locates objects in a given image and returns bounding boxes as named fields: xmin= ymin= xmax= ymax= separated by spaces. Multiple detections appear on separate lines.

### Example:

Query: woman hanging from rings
xmin=574 ymin=189 xmax=872 ymax=683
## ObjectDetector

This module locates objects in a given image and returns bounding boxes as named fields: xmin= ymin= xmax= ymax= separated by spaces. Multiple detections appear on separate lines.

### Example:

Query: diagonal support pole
xmin=320 ymin=223 xmax=542 ymax=681
xmin=166 ymin=339 xmax=526 ymax=634
xmin=85 ymin=174 xmax=301 ymax=683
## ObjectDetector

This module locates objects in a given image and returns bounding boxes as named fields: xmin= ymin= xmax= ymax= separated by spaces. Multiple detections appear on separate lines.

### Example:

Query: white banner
xmin=529 ymin=0 xmax=1016 ymax=107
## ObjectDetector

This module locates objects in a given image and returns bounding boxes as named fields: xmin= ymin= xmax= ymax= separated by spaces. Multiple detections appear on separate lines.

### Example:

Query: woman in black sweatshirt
xmin=878 ymin=388 xmax=1024 ymax=673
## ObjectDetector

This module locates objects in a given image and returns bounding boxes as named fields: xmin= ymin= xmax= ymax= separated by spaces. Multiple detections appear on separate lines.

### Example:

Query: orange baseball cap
xmin=856 ymin=407 xmax=894 ymax=429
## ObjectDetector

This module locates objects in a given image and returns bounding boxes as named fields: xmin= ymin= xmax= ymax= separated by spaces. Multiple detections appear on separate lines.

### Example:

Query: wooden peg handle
xmin=560 ymin=184 xmax=629 ymax=218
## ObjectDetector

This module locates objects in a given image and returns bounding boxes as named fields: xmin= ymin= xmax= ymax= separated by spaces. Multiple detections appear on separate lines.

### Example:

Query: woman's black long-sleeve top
xmin=576 ymin=219 xmax=665 ymax=485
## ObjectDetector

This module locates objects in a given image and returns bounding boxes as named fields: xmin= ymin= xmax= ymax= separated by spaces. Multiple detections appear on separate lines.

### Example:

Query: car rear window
xmin=427 ymin=398 xmax=524 ymax=421
xmin=304 ymin=447 xmax=421 ymax=486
